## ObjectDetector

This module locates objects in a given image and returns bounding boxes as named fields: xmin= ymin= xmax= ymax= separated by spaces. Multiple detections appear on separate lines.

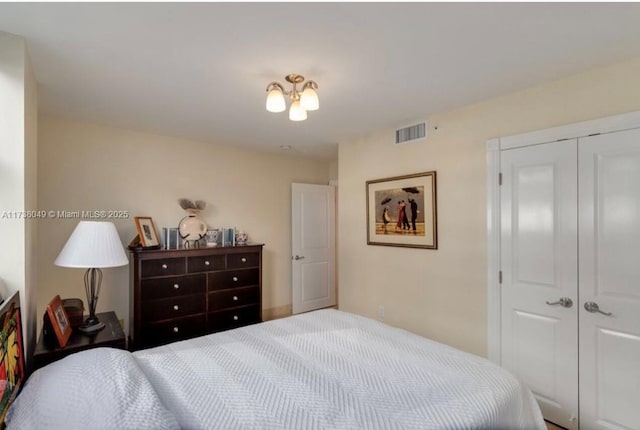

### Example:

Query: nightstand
xmin=33 ymin=311 xmax=127 ymax=371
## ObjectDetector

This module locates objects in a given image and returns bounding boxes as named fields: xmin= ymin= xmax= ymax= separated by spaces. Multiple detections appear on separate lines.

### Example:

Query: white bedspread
xmin=134 ymin=309 xmax=545 ymax=429
xmin=6 ymin=348 xmax=179 ymax=430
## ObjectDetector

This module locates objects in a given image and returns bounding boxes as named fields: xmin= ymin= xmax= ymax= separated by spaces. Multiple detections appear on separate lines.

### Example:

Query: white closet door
xmin=501 ymin=140 xmax=579 ymax=429
xmin=579 ymin=128 xmax=640 ymax=430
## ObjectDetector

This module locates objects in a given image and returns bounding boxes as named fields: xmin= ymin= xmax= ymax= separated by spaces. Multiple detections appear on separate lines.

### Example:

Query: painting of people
xmin=367 ymin=172 xmax=437 ymax=249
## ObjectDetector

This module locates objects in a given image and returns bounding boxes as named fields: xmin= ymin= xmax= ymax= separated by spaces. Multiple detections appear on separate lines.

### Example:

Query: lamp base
xmin=78 ymin=316 xmax=105 ymax=334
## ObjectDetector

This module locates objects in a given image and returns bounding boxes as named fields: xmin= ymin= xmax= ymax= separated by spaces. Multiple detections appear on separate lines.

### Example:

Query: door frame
xmin=486 ymin=110 xmax=640 ymax=364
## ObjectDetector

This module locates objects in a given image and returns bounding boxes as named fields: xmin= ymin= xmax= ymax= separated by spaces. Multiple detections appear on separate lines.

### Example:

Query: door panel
xmin=501 ymin=140 xmax=578 ymax=429
xmin=511 ymin=311 xmax=560 ymax=402
xmin=579 ymin=129 xmax=640 ymax=430
xmin=292 ymin=183 xmax=336 ymax=314
xmin=514 ymin=164 xmax=557 ymax=286
xmin=301 ymin=262 xmax=330 ymax=301
xmin=595 ymin=329 xmax=640 ymax=429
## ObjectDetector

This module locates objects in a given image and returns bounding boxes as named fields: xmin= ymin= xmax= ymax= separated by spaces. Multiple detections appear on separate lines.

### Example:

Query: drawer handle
xmin=173 ymin=327 xmax=179 ymax=333
xmin=233 ymin=296 xmax=238 ymax=301
xmin=162 ymin=264 xmax=168 ymax=269
xmin=233 ymin=315 xmax=238 ymax=321
xmin=232 ymin=276 xmax=238 ymax=282
xmin=241 ymin=257 xmax=247 ymax=263
xmin=205 ymin=260 xmax=210 ymax=266
xmin=173 ymin=305 xmax=179 ymax=311
xmin=174 ymin=284 xmax=180 ymax=289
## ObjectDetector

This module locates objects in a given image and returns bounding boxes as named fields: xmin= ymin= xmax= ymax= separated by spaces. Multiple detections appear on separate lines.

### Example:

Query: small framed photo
xmin=223 ymin=227 xmax=236 ymax=246
xmin=366 ymin=171 xmax=438 ymax=249
xmin=134 ymin=216 xmax=160 ymax=247
xmin=206 ymin=229 xmax=220 ymax=247
xmin=46 ymin=295 xmax=72 ymax=348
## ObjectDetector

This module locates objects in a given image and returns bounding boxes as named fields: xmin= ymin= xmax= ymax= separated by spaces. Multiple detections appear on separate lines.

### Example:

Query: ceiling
xmin=1 ymin=3 xmax=640 ymax=160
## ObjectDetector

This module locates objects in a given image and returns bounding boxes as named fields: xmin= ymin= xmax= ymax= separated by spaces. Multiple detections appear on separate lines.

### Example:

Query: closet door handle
xmin=584 ymin=301 xmax=612 ymax=316
xmin=546 ymin=297 xmax=573 ymax=308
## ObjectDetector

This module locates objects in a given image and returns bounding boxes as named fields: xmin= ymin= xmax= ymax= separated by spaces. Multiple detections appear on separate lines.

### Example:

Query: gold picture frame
xmin=134 ymin=216 xmax=160 ymax=248
xmin=366 ymin=171 xmax=437 ymax=249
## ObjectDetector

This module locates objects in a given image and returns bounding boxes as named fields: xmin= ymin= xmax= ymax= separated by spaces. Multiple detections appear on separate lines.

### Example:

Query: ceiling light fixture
xmin=266 ymin=74 xmax=319 ymax=121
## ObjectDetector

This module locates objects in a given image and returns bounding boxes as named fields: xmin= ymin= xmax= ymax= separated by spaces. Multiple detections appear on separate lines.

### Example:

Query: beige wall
xmin=0 ymin=32 xmax=38 ymax=366
xmin=329 ymin=160 xmax=338 ymax=182
xmin=37 ymin=117 xmax=330 ymax=331
xmin=338 ymin=56 xmax=640 ymax=357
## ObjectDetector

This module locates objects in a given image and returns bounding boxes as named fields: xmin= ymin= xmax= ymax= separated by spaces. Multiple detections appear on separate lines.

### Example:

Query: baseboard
xmin=262 ymin=305 xmax=292 ymax=321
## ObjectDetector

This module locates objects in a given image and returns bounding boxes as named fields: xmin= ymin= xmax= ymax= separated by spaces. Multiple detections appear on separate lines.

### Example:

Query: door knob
xmin=294 ymin=255 xmax=305 ymax=260
xmin=584 ymin=301 xmax=612 ymax=316
xmin=546 ymin=297 xmax=573 ymax=308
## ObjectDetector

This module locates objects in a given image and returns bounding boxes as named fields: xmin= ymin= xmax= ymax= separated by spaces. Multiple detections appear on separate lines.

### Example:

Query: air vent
xmin=395 ymin=121 xmax=427 ymax=145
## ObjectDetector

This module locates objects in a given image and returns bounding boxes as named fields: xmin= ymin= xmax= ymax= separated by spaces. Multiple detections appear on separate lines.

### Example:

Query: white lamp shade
xmin=55 ymin=221 xmax=128 ymax=268
xmin=289 ymin=100 xmax=307 ymax=121
xmin=266 ymin=88 xmax=286 ymax=112
xmin=300 ymin=87 xmax=319 ymax=111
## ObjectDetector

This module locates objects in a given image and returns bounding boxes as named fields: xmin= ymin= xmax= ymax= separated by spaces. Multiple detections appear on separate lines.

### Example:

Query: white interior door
xmin=578 ymin=128 xmax=640 ymax=430
xmin=291 ymin=183 xmax=336 ymax=314
xmin=501 ymin=140 xmax=579 ymax=429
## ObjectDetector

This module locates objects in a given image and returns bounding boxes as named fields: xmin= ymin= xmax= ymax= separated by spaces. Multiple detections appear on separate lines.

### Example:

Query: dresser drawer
xmin=141 ymin=274 xmax=205 ymax=300
xmin=132 ymin=244 xmax=263 ymax=350
xmin=227 ymin=252 xmax=259 ymax=269
xmin=208 ymin=305 xmax=260 ymax=332
xmin=142 ymin=294 xmax=206 ymax=322
xmin=187 ymin=255 xmax=225 ymax=273
xmin=209 ymin=286 xmax=259 ymax=311
xmin=141 ymin=315 xmax=206 ymax=347
xmin=208 ymin=268 xmax=259 ymax=291
xmin=141 ymin=257 xmax=185 ymax=278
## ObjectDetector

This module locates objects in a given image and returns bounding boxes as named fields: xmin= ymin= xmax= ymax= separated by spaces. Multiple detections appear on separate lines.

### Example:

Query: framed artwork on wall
xmin=134 ymin=216 xmax=160 ymax=248
xmin=366 ymin=171 xmax=438 ymax=249
xmin=0 ymin=291 xmax=25 ymax=423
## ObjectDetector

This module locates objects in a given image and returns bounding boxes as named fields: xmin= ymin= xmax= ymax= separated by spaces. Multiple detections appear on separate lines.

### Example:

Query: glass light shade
xmin=55 ymin=221 xmax=128 ymax=268
xmin=300 ymin=87 xmax=319 ymax=111
xmin=289 ymin=100 xmax=307 ymax=121
xmin=266 ymin=88 xmax=286 ymax=113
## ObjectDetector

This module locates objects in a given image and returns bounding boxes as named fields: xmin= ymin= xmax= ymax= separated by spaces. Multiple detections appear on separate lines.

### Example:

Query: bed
xmin=5 ymin=307 xmax=545 ymax=429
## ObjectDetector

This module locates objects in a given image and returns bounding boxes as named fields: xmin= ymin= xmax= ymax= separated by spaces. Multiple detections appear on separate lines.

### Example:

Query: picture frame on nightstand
xmin=45 ymin=295 xmax=72 ymax=348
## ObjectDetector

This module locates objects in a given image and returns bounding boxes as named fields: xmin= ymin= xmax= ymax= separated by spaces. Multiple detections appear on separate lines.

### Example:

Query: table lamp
xmin=54 ymin=221 xmax=128 ymax=333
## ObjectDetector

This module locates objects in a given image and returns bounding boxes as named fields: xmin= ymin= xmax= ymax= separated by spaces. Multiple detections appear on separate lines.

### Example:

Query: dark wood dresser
xmin=130 ymin=244 xmax=263 ymax=350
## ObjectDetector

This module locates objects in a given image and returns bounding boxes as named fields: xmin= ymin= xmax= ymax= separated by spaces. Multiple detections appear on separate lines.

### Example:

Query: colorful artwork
xmin=374 ymin=186 xmax=426 ymax=235
xmin=367 ymin=172 xmax=438 ymax=249
xmin=0 ymin=292 xmax=25 ymax=423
